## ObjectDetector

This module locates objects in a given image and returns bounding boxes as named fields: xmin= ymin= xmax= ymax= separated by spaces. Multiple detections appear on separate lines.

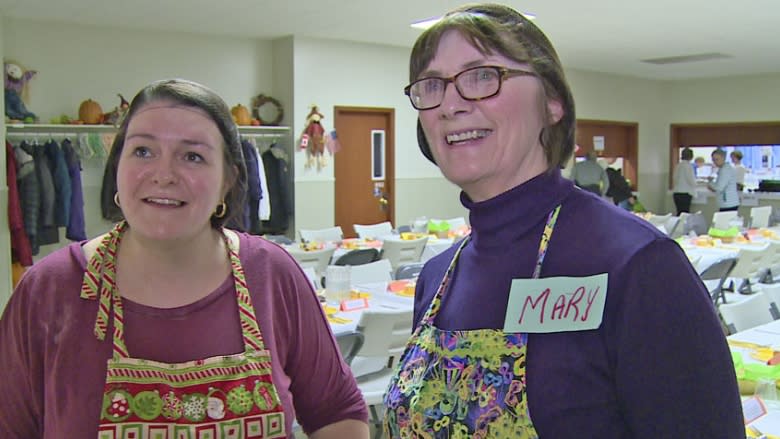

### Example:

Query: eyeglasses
xmin=403 ymin=65 xmax=538 ymax=111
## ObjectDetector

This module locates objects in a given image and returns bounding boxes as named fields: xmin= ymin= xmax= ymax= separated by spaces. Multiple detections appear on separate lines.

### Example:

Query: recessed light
xmin=411 ymin=12 xmax=536 ymax=30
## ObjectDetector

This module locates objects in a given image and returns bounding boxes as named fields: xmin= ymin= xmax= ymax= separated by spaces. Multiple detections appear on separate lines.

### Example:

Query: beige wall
xmin=3 ymin=16 xmax=780 ymax=303
xmin=567 ymin=69 xmax=669 ymax=210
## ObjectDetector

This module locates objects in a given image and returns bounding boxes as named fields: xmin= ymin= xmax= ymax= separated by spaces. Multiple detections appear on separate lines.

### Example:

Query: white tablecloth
xmin=327 ymin=281 xmax=414 ymax=336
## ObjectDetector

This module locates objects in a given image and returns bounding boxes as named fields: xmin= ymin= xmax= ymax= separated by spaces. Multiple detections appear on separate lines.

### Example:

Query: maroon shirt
xmin=0 ymin=231 xmax=367 ymax=437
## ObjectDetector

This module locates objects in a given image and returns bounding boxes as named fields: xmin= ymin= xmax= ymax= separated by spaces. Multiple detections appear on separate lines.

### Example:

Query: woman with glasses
xmin=384 ymin=3 xmax=742 ymax=437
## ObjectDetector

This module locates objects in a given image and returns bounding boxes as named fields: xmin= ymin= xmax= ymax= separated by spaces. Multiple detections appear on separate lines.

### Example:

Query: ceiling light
xmin=410 ymin=17 xmax=441 ymax=29
xmin=411 ymin=12 xmax=536 ymax=30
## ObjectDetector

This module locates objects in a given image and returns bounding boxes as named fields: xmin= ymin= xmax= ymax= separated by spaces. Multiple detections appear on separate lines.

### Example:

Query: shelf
xmin=5 ymin=123 xmax=118 ymax=134
xmin=4 ymin=123 xmax=290 ymax=138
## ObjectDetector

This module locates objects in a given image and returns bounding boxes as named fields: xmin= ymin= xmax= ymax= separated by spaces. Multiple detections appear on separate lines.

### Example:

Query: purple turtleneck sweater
xmin=414 ymin=169 xmax=743 ymax=438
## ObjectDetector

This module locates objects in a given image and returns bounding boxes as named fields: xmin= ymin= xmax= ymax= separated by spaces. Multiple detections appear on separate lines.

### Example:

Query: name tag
xmin=340 ymin=297 xmax=369 ymax=312
xmin=503 ymin=274 xmax=608 ymax=333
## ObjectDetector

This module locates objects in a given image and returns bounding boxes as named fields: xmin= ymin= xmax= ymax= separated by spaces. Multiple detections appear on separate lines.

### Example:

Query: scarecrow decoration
xmin=299 ymin=105 xmax=328 ymax=171
xmin=4 ymin=60 xmax=37 ymax=122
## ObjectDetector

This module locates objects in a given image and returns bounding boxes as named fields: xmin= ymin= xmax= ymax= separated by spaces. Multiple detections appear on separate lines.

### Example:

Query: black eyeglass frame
xmin=403 ymin=65 xmax=538 ymax=110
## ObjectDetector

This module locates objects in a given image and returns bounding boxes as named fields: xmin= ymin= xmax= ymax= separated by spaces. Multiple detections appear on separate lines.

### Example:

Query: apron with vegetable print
xmin=383 ymin=206 xmax=561 ymax=439
xmin=81 ymin=222 xmax=286 ymax=439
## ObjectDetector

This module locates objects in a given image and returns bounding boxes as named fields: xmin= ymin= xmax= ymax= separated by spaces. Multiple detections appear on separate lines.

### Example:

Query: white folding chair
xmin=646 ymin=213 xmax=672 ymax=229
xmin=353 ymin=221 xmax=394 ymax=239
xmin=380 ymin=236 xmax=428 ymax=270
xmin=352 ymin=307 xmax=414 ymax=436
xmin=339 ymin=259 xmax=393 ymax=285
xmin=663 ymin=215 xmax=681 ymax=237
xmin=669 ymin=213 xmax=690 ymax=238
xmin=712 ymin=211 xmax=739 ymax=230
xmin=287 ymin=246 xmax=336 ymax=280
xmin=750 ymin=206 xmax=773 ymax=229
xmin=727 ymin=248 xmax=773 ymax=294
xmin=299 ymin=226 xmax=344 ymax=243
xmin=335 ymin=331 xmax=365 ymax=366
xmin=718 ymin=291 xmax=777 ymax=334
xmin=395 ymin=262 xmax=425 ymax=280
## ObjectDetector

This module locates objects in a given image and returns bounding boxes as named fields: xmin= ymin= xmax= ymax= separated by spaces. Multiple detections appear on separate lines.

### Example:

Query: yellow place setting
xmin=340 ymin=238 xmax=382 ymax=250
xmin=299 ymin=241 xmax=325 ymax=251
xmin=388 ymin=280 xmax=416 ymax=297
xmin=321 ymin=303 xmax=352 ymax=324
xmin=349 ymin=289 xmax=372 ymax=299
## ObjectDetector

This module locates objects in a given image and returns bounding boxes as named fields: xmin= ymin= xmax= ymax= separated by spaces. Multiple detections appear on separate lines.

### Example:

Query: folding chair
xmin=395 ymin=262 xmax=425 ymax=280
xmin=334 ymin=248 xmax=381 ymax=266
xmin=718 ymin=291 xmax=777 ymax=334
xmin=712 ymin=211 xmax=739 ymax=230
xmin=699 ymin=257 xmax=738 ymax=305
xmin=353 ymin=222 xmax=394 ymax=239
xmin=335 ymin=331 xmax=365 ymax=366
xmin=380 ymin=236 xmax=428 ymax=270
xmin=750 ymin=205 xmax=773 ymax=229
xmin=352 ymin=307 xmax=413 ymax=438
xmin=726 ymin=248 xmax=772 ymax=294
xmin=299 ymin=226 xmax=344 ymax=243
xmin=287 ymin=246 xmax=336 ymax=280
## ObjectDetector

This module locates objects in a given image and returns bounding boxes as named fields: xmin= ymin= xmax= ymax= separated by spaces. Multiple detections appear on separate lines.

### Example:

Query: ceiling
xmin=1 ymin=0 xmax=778 ymax=80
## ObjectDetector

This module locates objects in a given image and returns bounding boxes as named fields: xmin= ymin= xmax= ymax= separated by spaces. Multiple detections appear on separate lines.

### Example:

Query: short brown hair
xmin=409 ymin=3 xmax=576 ymax=169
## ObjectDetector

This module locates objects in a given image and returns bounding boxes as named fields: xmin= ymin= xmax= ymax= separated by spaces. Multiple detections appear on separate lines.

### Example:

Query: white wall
xmin=3 ymin=18 xmax=273 ymax=121
xmin=566 ymin=69 xmax=669 ymax=211
xmin=290 ymin=36 xmax=463 ymax=234
xmin=664 ymin=73 xmax=780 ymax=123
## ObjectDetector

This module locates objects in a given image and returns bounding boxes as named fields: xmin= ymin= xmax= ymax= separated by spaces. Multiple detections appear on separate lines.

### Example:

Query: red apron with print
xmin=81 ymin=222 xmax=286 ymax=439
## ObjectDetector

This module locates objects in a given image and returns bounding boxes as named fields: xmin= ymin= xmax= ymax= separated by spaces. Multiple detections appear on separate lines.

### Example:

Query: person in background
xmin=605 ymin=166 xmax=633 ymax=208
xmin=570 ymin=149 xmax=609 ymax=196
xmin=693 ymin=155 xmax=706 ymax=177
xmin=0 ymin=79 xmax=368 ymax=438
xmin=386 ymin=3 xmax=743 ymax=437
xmin=731 ymin=150 xmax=747 ymax=191
xmin=709 ymin=148 xmax=740 ymax=212
xmin=672 ymin=147 xmax=697 ymax=214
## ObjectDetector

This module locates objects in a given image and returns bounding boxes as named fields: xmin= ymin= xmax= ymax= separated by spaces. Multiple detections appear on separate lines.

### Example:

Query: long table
xmin=324 ymin=281 xmax=414 ymax=336
xmin=728 ymin=320 xmax=780 ymax=437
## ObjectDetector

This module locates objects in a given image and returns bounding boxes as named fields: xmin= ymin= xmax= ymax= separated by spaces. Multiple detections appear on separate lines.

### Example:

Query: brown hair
xmin=409 ymin=3 xmax=576 ymax=169
xmin=100 ymin=78 xmax=247 ymax=229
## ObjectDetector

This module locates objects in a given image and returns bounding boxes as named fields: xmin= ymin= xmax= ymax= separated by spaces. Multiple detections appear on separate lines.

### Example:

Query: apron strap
xmin=82 ymin=222 xmax=267 ymax=359
xmin=224 ymin=232 xmax=267 ymax=353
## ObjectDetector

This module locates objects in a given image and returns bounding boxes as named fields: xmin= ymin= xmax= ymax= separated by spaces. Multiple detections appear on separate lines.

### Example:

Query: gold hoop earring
xmin=114 ymin=193 xmax=121 ymax=208
xmin=213 ymin=201 xmax=227 ymax=219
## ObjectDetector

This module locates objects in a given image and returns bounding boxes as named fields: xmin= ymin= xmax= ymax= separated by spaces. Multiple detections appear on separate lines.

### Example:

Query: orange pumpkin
xmin=231 ymin=104 xmax=252 ymax=126
xmin=79 ymin=99 xmax=104 ymax=124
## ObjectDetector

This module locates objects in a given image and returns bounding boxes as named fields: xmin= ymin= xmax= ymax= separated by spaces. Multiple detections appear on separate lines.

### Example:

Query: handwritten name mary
xmin=503 ymin=273 xmax=608 ymax=333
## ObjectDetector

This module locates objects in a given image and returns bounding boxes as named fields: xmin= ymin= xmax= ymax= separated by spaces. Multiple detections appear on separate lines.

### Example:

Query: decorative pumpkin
xmin=231 ymin=104 xmax=252 ymax=126
xmin=79 ymin=99 xmax=104 ymax=124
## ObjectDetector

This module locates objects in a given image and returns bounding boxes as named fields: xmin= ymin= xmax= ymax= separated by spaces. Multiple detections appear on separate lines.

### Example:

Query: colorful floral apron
xmin=80 ymin=222 xmax=286 ymax=439
xmin=383 ymin=206 xmax=561 ymax=439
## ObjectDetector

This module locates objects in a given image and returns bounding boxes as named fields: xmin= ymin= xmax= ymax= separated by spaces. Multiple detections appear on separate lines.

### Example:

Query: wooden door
xmin=576 ymin=119 xmax=639 ymax=190
xmin=334 ymin=107 xmax=395 ymax=238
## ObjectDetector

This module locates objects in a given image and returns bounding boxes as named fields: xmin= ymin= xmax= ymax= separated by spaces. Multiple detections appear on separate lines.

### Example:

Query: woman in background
xmin=673 ymin=147 xmax=697 ymax=214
